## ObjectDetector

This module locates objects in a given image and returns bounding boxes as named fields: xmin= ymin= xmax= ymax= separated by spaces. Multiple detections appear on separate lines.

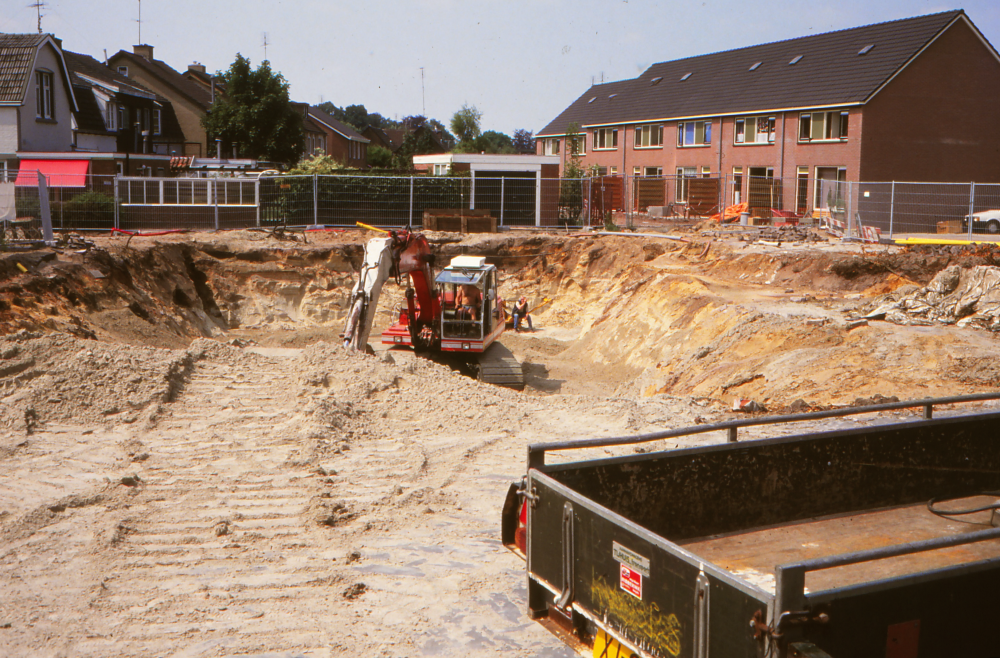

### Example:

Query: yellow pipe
xmin=529 ymin=297 xmax=552 ymax=314
xmin=894 ymin=238 xmax=990 ymax=245
xmin=356 ymin=222 xmax=389 ymax=234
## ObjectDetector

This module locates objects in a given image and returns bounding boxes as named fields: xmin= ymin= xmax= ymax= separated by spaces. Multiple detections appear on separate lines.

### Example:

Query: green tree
xmin=450 ymin=103 xmax=482 ymax=147
xmin=367 ymin=145 xmax=394 ymax=169
xmin=512 ymin=128 xmax=535 ymax=154
xmin=559 ymin=122 xmax=586 ymax=225
xmin=202 ymin=54 xmax=303 ymax=164
xmin=470 ymin=130 xmax=515 ymax=154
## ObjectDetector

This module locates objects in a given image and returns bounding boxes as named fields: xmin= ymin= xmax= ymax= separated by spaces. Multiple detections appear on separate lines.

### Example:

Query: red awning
xmin=15 ymin=159 xmax=89 ymax=187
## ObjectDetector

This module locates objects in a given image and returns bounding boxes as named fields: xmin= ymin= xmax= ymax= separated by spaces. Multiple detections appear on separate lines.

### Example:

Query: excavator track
xmin=476 ymin=342 xmax=525 ymax=390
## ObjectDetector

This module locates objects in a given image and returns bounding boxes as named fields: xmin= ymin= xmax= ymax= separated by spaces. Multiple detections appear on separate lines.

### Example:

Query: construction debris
xmin=860 ymin=265 xmax=1000 ymax=330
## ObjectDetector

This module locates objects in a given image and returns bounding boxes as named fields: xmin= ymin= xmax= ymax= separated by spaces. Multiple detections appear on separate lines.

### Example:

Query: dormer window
xmin=118 ymin=66 xmax=129 ymax=77
xmin=35 ymin=70 xmax=54 ymax=119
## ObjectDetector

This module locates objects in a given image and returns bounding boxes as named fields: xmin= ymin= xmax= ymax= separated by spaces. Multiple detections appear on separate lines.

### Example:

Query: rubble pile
xmin=748 ymin=226 xmax=828 ymax=244
xmin=860 ymin=265 xmax=1000 ymax=330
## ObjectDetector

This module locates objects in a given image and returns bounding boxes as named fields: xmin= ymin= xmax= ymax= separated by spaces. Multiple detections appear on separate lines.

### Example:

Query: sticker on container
xmin=620 ymin=563 xmax=643 ymax=600
xmin=612 ymin=541 xmax=650 ymax=577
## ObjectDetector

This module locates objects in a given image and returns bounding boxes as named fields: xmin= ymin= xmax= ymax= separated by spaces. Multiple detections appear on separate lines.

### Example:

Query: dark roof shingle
xmin=539 ymin=10 xmax=966 ymax=135
xmin=0 ymin=33 xmax=49 ymax=103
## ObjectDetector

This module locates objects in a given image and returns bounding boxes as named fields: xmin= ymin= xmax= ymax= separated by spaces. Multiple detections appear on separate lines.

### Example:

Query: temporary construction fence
xmin=3 ymin=169 xmax=999 ymax=239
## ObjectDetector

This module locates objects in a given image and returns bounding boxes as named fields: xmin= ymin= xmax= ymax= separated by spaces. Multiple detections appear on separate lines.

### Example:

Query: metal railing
xmin=4 ymin=170 xmax=999 ymax=238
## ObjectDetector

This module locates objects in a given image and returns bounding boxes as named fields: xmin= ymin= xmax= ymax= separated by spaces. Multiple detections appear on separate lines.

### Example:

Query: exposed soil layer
xmin=3 ymin=228 xmax=1000 ymax=656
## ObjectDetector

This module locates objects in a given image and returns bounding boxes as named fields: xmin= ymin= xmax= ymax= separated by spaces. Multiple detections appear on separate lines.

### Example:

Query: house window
xmin=814 ymin=167 xmax=847 ymax=213
xmin=433 ymin=163 xmax=449 ymax=176
xmin=105 ymin=102 xmax=117 ymax=131
xmin=732 ymin=167 xmax=743 ymax=205
xmin=143 ymin=108 xmax=150 ymax=131
xmin=633 ymin=166 xmax=641 ymax=176
xmin=799 ymin=111 xmax=849 ymax=142
xmin=593 ymin=128 xmax=618 ymax=150
xmin=118 ymin=106 xmax=128 ymax=131
xmin=645 ymin=167 xmax=662 ymax=177
xmin=152 ymin=109 xmax=161 ymax=135
xmin=796 ymin=166 xmax=809 ymax=215
xmin=568 ymin=134 xmax=585 ymax=155
xmin=734 ymin=116 xmax=775 ymax=144
xmin=609 ymin=166 xmax=618 ymax=175
xmin=677 ymin=120 xmax=711 ymax=147
xmin=634 ymin=124 xmax=663 ymax=148
xmin=35 ymin=70 xmax=54 ymax=119
xmin=675 ymin=167 xmax=696 ymax=201
xmin=544 ymin=138 xmax=560 ymax=156
xmin=701 ymin=166 xmax=712 ymax=177
xmin=118 ymin=66 xmax=128 ymax=77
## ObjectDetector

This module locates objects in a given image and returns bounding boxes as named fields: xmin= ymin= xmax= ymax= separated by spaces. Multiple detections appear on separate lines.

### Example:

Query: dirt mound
xmin=0 ymin=332 xmax=195 ymax=432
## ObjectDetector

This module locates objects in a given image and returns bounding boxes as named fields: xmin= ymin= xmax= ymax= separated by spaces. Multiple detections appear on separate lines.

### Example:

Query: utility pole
xmin=420 ymin=67 xmax=425 ymax=117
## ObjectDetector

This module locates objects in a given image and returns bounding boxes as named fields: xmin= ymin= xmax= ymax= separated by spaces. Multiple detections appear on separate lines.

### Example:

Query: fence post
xmin=888 ymin=181 xmax=895 ymax=238
xmin=213 ymin=179 xmax=219 ymax=230
xmin=500 ymin=176 xmax=505 ymax=227
xmin=312 ymin=174 xmax=319 ymax=228
xmin=968 ymin=182 xmax=976 ymax=239
xmin=114 ymin=176 xmax=120 ymax=230
xmin=37 ymin=173 xmax=54 ymax=244
xmin=409 ymin=176 xmax=414 ymax=228
xmin=255 ymin=178 xmax=261 ymax=227
xmin=846 ymin=181 xmax=853 ymax=237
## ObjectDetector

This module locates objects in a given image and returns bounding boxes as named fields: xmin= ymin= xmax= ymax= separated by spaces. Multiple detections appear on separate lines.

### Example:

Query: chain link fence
xmin=4 ymin=170 xmax=998 ymax=240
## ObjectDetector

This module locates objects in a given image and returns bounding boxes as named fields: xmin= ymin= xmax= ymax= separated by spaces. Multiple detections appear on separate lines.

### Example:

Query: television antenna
xmin=136 ymin=0 xmax=142 ymax=44
xmin=30 ymin=0 xmax=45 ymax=34
xmin=262 ymin=32 xmax=269 ymax=61
xmin=420 ymin=67 xmax=425 ymax=116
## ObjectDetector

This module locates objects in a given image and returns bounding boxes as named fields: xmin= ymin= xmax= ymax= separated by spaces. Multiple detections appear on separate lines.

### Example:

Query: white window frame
xmin=675 ymin=167 xmax=697 ymax=201
xmin=609 ymin=166 xmax=618 ymax=175
xmin=118 ymin=66 xmax=128 ymax=77
xmin=732 ymin=166 xmax=743 ymax=205
xmin=814 ymin=166 xmax=847 ymax=211
xmin=433 ymin=163 xmax=449 ymax=176
xmin=593 ymin=127 xmax=618 ymax=150
xmin=677 ymin=120 xmax=711 ymax=147
xmin=734 ymin=116 xmax=775 ymax=145
xmin=799 ymin=111 xmax=850 ymax=142
xmin=35 ymin=70 xmax=54 ymax=119
xmin=543 ymin=138 xmax=560 ymax=156
xmin=105 ymin=101 xmax=117 ymax=131
xmin=644 ymin=166 xmax=663 ymax=177
xmin=152 ymin=109 xmax=161 ymax=135
xmin=633 ymin=124 xmax=663 ymax=149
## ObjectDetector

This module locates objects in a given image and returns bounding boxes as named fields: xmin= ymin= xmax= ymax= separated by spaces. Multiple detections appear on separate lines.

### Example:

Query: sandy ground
xmin=3 ymin=227 xmax=1000 ymax=656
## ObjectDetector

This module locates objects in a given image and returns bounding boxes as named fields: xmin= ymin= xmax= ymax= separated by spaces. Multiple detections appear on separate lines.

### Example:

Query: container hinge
xmin=554 ymin=502 xmax=574 ymax=609
xmin=516 ymin=476 xmax=539 ymax=508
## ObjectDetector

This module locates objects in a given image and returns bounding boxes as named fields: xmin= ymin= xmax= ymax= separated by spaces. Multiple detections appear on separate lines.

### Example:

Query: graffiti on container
xmin=590 ymin=573 xmax=682 ymax=657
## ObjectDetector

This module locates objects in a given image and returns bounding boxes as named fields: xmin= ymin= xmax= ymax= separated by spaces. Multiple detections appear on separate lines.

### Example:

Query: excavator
xmin=342 ymin=228 xmax=524 ymax=389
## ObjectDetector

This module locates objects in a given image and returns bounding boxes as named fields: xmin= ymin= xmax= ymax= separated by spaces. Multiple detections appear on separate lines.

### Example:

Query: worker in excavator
xmin=456 ymin=283 xmax=482 ymax=321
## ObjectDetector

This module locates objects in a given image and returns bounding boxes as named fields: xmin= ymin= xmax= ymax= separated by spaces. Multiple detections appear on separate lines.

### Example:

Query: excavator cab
xmin=435 ymin=256 xmax=503 ymax=352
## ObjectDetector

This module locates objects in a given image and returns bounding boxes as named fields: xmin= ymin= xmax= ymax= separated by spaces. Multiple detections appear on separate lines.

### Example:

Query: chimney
xmin=133 ymin=44 xmax=154 ymax=61
xmin=188 ymin=62 xmax=206 ymax=74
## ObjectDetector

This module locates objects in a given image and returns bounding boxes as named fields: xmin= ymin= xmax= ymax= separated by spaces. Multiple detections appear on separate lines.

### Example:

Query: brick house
xmin=64 ymin=51 xmax=185 ymax=175
xmin=108 ymin=45 xmax=213 ymax=157
xmin=536 ymin=10 xmax=1000 ymax=216
xmin=306 ymin=106 xmax=369 ymax=168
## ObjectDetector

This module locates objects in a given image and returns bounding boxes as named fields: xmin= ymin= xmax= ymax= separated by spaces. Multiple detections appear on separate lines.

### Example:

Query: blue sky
xmin=2 ymin=1 xmax=997 ymax=136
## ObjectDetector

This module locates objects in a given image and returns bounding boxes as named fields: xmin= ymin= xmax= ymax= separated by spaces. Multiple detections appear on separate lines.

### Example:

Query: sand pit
xmin=3 ymin=228 xmax=1000 ymax=656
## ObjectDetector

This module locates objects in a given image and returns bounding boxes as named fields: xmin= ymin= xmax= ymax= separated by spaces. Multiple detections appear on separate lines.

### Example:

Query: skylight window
xmin=650 ymin=76 xmax=663 ymax=85
xmin=608 ymin=93 xmax=617 ymax=99
xmin=588 ymin=97 xmax=596 ymax=103
xmin=789 ymin=55 xmax=803 ymax=65
xmin=858 ymin=44 xmax=874 ymax=55
xmin=749 ymin=62 xmax=762 ymax=71
xmin=680 ymin=72 xmax=692 ymax=81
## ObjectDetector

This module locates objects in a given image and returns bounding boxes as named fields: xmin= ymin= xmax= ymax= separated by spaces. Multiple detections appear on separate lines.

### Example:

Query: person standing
xmin=512 ymin=296 xmax=532 ymax=332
